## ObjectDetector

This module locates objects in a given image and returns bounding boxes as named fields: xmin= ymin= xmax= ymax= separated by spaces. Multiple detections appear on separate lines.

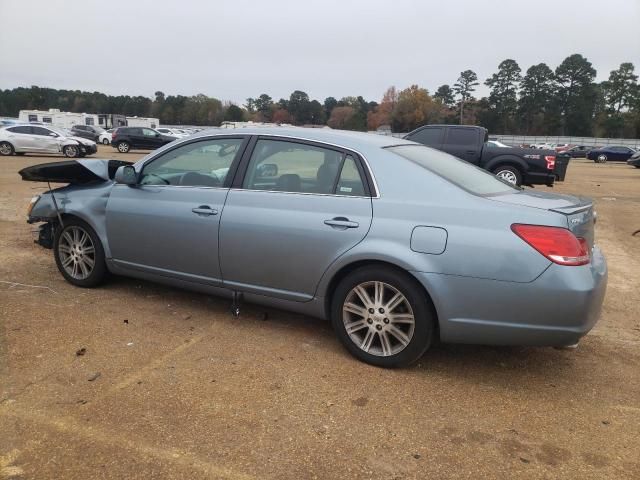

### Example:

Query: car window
xmin=139 ymin=138 xmax=244 ymax=187
xmin=242 ymin=139 xmax=344 ymax=194
xmin=142 ymin=128 xmax=157 ymax=137
xmin=7 ymin=126 xmax=31 ymax=134
xmin=32 ymin=126 xmax=54 ymax=136
xmin=445 ymin=128 xmax=478 ymax=146
xmin=336 ymin=155 xmax=366 ymax=196
xmin=387 ymin=145 xmax=518 ymax=196
xmin=407 ymin=127 xmax=443 ymax=146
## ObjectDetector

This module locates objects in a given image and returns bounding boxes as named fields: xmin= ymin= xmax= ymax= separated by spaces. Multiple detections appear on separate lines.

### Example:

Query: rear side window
xmin=8 ymin=126 xmax=31 ymax=134
xmin=32 ymin=127 xmax=53 ymax=136
xmin=387 ymin=145 xmax=518 ymax=196
xmin=407 ymin=127 xmax=443 ymax=146
xmin=336 ymin=155 xmax=366 ymax=196
xmin=445 ymin=128 xmax=479 ymax=146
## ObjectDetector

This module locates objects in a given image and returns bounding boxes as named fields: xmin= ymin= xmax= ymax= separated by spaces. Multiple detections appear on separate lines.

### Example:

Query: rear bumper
xmin=412 ymin=246 xmax=607 ymax=346
xmin=523 ymin=170 xmax=556 ymax=186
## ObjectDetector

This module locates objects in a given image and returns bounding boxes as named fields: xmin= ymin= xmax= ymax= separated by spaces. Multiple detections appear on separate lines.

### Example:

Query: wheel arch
xmin=323 ymin=259 xmax=440 ymax=337
xmin=485 ymin=155 xmax=528 ymax=173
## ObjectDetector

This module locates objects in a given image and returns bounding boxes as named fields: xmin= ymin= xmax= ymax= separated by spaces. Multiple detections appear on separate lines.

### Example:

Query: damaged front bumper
xmin=29 ymin=220 xmax=55 ymax=249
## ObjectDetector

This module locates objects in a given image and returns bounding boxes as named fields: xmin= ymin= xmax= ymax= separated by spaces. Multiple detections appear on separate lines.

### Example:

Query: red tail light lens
xmin=112 ymin=129 xmax=118 ymax=141
xmin=545 ymin=155 xmax=556 ymax=170
xmin=511 ymin=224 xmax=590 ymax=266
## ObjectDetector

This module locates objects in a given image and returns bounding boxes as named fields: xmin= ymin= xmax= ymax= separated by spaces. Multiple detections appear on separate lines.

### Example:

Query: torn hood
xmin=19 ymin=159 xmax=132 ymax=184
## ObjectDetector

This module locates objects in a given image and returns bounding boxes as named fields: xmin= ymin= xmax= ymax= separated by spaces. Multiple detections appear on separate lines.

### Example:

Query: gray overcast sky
xmin=1 ymin=0 xmax=638 ymax=104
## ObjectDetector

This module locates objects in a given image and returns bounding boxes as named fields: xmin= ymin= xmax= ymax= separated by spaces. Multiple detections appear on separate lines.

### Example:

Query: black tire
xmin=0 ymin=141 xmax=14 ymax=156
xmin=116 ymin=141 xmax=130 ymax=153
xmin=63 ymin=144 xmax=80 ymax=158
xmin=53 ymin=218 xmax=107 ymax=288
xmin=331 ymin=265 xmax=435 ymax=368
xmin=493 ymin=165 xmax=523 ymax=186
xmin=102 ymin=138 xmax=109 ymax=145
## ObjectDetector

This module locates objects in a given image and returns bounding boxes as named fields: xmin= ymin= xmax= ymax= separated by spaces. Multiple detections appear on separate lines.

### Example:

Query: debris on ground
xmin=75 ymin=347 xmax=86 ymax=356
xmin=87 ymin=372 xmax=101 ymax=382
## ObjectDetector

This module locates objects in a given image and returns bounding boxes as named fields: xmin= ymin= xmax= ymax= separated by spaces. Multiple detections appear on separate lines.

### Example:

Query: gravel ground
xmin=1 ymin=146 xmax=639 ymax=479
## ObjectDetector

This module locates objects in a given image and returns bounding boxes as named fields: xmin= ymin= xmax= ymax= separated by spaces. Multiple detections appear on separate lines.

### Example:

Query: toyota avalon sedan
xmin=20 ymin=128 xmax=607 ymax=367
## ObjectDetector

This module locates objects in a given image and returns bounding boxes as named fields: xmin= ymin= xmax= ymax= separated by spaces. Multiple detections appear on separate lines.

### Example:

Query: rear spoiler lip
xmin=549 ymin=203 xmax=592 ymax=215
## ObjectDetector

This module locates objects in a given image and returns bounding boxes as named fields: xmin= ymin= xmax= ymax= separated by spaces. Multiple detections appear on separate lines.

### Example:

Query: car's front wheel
xmin=0 ymin=142 xmax=14 ymax=156
xmin=493 ymin=165 xmax=523 ymax=186
xmin=331 ymin=266 xmax=435 ymax=368
xmin=596 ymin=154 xmax=607 ymax=163
xmin=63 ymin=145 xmax=79 ymax=158
xmin=102 ymin=138 xmax=110 ymax=145
xmin=117 ymin=141 xmax=130 ymax=153
xmin=54 ymin=218 xmax=107 ymax=288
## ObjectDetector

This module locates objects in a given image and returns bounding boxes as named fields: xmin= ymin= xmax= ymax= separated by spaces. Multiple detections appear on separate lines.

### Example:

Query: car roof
xmin=190 ymin=126 xmax=411 ymax=153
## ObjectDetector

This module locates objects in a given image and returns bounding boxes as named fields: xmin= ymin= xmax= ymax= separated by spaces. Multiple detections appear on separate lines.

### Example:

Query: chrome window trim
xmin=140 ymin=132 xmax=381 ymax=198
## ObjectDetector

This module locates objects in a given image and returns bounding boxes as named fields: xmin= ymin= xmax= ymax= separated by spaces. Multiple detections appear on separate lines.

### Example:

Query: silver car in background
xmin=21 ymin=128 xmax=607 ymax=367
xmin=0 ymin=124 xmax=97 ymax=157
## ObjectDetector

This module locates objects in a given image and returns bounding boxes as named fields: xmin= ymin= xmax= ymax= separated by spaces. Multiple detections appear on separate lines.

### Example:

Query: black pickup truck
xmin=404 ymin=125 xmax=569 ymax=186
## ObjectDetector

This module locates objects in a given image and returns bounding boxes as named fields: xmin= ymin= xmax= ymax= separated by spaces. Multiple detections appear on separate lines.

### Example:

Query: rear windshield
xmin=387 ymin=145 xmax=518 ymax=196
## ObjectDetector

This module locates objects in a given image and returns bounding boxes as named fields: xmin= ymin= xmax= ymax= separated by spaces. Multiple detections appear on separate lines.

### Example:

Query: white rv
xmin=18 ymin=109 xmax=99 ymax=129
xmin=125 ymin=116 xmax=160 ymax=129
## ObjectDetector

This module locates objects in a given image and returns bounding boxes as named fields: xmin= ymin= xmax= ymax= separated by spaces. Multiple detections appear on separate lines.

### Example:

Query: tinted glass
xmin=8 ymin=126 xmax=31 ymax=134
xmin=407 ymin=127 xmax=443 ymax=146
xmin=32 ymin=126 xmax=53 ymax=136
xmin=445 ymin=128 xmax=478 ymax=146
xmin=243 ymin=139 xmax=343 ymax=194
xmin=140 ymin=138 xmax=243 ymax=187
xmin=336 ymin=155 xmax=366 ymax=196
xmin=387 ymin=145 xmax=518 ymax=196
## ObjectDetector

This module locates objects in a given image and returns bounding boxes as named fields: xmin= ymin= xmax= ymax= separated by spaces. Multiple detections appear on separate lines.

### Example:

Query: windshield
xmin=387 ymin=145 xmax=518 ymax=196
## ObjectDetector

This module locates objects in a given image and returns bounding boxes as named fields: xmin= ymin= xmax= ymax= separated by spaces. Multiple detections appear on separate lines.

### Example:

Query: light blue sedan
xmin=21 ymin=128 xmax=607 ymax=367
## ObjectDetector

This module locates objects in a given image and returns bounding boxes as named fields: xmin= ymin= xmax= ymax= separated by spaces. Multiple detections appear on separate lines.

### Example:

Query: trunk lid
xmin=489 ymin=190 xmax=595 ymax=248
xmin=19 ymin=159 xmax=132 ymax=184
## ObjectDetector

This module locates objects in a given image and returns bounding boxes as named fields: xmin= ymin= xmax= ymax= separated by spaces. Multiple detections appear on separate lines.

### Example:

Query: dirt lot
xmin=1 ymin=146 xmax=639 ymax=479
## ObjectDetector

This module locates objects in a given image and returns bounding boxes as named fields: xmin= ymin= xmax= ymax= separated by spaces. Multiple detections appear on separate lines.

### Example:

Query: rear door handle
xmin=324 ymin=217 xmax=359 ymax=229
xmin=192 ymin=205 xmax=218 ymax=216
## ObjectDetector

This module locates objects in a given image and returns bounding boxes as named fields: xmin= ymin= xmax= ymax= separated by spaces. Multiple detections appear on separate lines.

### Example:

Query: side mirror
xmin=155 ymin=133 xmax=160 ymax=137
xmin=257 ymin=163 xmax=278 ymax=177
xmin=114 ymin=165 xmax=137 ymax=185
xmin=49 ymin=132 xmax=58 ymax=137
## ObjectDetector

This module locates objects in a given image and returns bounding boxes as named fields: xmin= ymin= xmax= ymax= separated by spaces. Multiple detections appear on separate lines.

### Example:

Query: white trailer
xmin=18 ymin=109 xmax=100 ymax=129
xmin=125 ymin=116 xmax=160 ymax=129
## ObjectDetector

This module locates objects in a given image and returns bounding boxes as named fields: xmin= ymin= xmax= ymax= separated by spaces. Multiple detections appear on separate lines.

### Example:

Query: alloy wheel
xmin=496 ymin=170 xmax=518 ymax=184
xmin=597 ymin=154 xmax=607 ymax=163
xmin=64 ymin=145 xmax=78 ymax=157
xmin=0 ymin=143 xmax=13 ymax=155
xmin=58 ymin=226 xmax=96 ymax=280
xmin=342 ymin=281 xmax=415 ymax=357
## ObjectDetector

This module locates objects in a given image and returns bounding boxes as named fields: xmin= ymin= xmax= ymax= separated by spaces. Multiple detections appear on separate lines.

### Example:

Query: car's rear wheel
xmin=493 ymin=165 xmax=522 ymax=186
xmin=117 ymin=141 xmax=130 ymax=153
xmin=0 ymin=142 xmax=14 ymax=156
xmin=63 ymin=145 xmax=79 ymax=158
xmin=54 ymin=218 xmax=107 ymax=288
xmin=596 ymin=154 xmax=607 ymax=163
xmin=331 ymin=266 xmax=435 ymax=368
xmin=102 ymin=138 xmax=109 ymax=145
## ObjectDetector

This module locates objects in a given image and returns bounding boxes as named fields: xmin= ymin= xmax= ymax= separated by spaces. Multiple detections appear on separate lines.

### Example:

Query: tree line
xmin=0 ymin=53 xmax=638 ymax=137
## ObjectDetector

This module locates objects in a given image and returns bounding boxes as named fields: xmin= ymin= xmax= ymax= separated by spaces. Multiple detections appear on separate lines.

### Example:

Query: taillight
xmin=112 ymin=129 xmax=118 ymax=141
xmin=511 ymin=224 xmax=590 ymax=266
xmin=545 ymin=155 xmax=555 ymax=170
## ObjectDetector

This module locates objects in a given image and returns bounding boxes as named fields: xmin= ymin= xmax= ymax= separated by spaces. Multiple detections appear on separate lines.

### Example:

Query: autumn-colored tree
xmin=327 ymin=106 xmax=355 ymax=129
xmin=367 ymin=86 xmax=397 ymax=130
xmin=271 ymin=107 xmax=292 ymax=124
xmin=392 ymin=85 xmax=443 ymax=132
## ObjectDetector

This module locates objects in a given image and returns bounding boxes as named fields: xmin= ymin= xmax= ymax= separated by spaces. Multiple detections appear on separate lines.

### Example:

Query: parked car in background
xmin=487 ymin=140 xmax=511 ymax=148
xmin=564 ymin=145 xmax=593 ymax=158
xmin=70 ymin=124 xmax=106 ymax=142
xmin=587 ymin=145 xmax=637 ymax=163
xmin=111 ymin=127 xmax=176 ymax=153
xmin=404 ymin=125 xmax=569 ymax=186
xmin=627 ymin=150 xmax=640 ymax=168
xmin=20 ymin=128 xmax=606 ymax=367
xmin=555 ymin=144 xmax=570 ymax=152
xmin=156 ymin=127 xmax=185 ymax=138
xmin=0 ymin=124 xmax=97 ymax=157
xmin=98 ymin=129 xmax=114 ymax=145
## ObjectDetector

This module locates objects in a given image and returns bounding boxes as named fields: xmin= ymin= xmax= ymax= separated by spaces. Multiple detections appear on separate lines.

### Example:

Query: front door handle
xmin=192 ymin=205 xmax=218 ymax=216
xmin=324 ymin=217 xmax=359 ymax=229
xmin=465 ymin=150 xmax=476 ymax=154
